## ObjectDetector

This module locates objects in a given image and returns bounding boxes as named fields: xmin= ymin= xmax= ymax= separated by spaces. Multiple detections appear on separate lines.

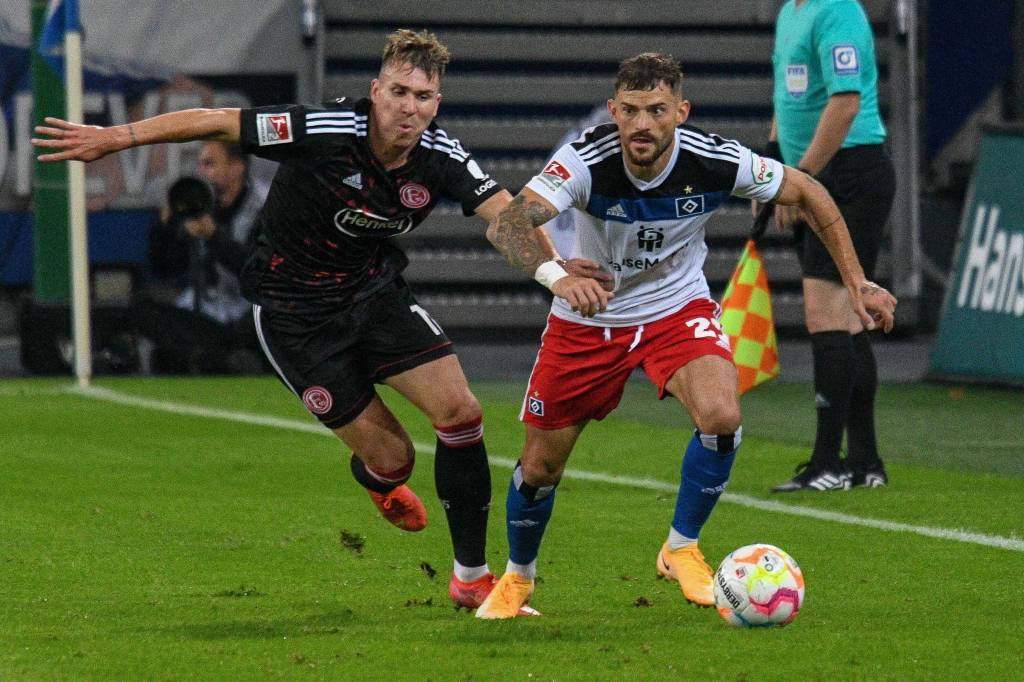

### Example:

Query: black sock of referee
xmin=434 ymin=417 xmax=490 ymax=575
xmin=846 ymin=331 xmax=881 ymax=471
xmin=809 ymin=331 xmax=854 ymax=471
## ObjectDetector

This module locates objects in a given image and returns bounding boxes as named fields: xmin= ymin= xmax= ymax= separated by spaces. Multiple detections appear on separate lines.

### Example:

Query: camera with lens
xmin=166 ymin=176 xmax=214 ymax=236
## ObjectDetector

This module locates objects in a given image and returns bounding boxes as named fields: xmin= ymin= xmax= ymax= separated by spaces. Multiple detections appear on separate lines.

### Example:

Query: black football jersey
xmin=237 ymin=98 xmax=503 ymax=312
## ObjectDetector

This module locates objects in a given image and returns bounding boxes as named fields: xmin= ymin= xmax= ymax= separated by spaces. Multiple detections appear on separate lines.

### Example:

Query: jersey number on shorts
xmin=410 ymin=304 xmax=443 ymax=335
xmin=686 ymin=316 xmax=726 ymax=342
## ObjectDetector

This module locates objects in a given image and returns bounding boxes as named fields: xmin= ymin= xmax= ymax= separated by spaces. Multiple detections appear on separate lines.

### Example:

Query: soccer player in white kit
xmin=476 ymin=53 xmax=897 ymax=618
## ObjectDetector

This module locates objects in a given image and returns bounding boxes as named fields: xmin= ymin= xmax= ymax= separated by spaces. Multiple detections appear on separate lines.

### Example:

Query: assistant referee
xmin=766 ymin=0 xmax=896 ymax=492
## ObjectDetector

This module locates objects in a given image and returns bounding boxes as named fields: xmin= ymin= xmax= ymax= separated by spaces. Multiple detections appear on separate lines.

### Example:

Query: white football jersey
xmin=526 ymin=124 xmax=785 ymax=326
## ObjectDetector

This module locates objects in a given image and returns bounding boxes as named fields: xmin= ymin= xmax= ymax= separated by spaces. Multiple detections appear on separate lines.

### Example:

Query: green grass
xmin=1 ymin=376 xmax=1021 ymax=680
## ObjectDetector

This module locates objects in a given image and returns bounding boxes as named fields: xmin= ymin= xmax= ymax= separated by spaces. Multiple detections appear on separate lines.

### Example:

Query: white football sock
xmin=667 ymin=528 xmax=698 ymax=550
xmin=506 ymin=559 xmax=537 ymax=580
xmin=454 ymin=561 xmax=490 ymax=582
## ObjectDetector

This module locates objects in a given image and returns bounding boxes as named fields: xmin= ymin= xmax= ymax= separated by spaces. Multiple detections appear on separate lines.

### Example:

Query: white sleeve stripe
xmin=307 ymin=127 xmax=361 ymax=135
xmin=307 ymin=111 xmax=357 ymax=120
xmin=582 ymin=145 xmax=622 ymax=165
xmin=419 ymin=141 xmax=469 ymax=160
xmin=678 ymin=137 xmax=741 ymax=161
xmin=679 ymin=130 xmax=742 ymax=157
xmin=574 ymin=131 xmax=619 ymax=155
xmin=421 ymin=140 xmax=468 ymax=157
xmin=307 ymin=121 xmax=365 ymax=130
xmin=675 ymin=128 xmax=741 ymax=149
xmin=680 ymin=145 xmax=742 ymax=164
xmin=578 ymin=137 xmax=620 ymax=161
xmin=679 ymin=144 xmax=740 ymax=163
xmin=679 ymin=128 xmax=742 ymax=150
xmin=307 ymin=116 xmax=360 ymax=124
xmin=422 ymin=131 xmax=469 ymax=155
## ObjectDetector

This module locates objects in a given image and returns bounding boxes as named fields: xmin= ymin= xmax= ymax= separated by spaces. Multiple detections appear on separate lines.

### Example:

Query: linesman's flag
xmin=721 ymin=238 xmax=780 ymax=393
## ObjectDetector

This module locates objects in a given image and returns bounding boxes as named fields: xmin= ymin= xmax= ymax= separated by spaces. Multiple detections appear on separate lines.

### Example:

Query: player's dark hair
xmin=381 ymin=29 xmax=451 ymax=82
xmin=615 ymin=53 xmax=683 ymax=95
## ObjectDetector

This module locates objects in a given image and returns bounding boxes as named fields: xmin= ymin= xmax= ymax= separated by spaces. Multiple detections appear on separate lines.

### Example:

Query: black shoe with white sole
xmin=771 ymin=461 xmax=852 ymax=492
xmin=851 ymin=464 xmax=888 ymax=488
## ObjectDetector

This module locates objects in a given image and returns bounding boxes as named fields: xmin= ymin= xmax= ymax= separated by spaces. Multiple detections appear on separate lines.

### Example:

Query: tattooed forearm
xmin=492 ymin=194 xmax=559 ymax=274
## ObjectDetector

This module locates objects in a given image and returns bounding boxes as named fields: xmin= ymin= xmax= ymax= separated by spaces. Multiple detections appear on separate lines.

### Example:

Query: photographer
xmin=137 ymin=140 xmax=269 ymax=373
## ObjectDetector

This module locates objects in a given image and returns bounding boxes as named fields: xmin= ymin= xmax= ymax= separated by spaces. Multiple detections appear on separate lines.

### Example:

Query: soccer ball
xmin=713 ymin=544 xmax=804 ymax=627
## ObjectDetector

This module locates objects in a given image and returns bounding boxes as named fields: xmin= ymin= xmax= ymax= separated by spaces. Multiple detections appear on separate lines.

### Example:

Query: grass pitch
xmin=1 ymin=376 xmax=1021 ymax=680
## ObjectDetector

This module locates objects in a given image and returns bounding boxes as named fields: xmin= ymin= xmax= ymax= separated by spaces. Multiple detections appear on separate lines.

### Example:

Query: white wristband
xmin=534 ymin=259 xmax=569 ymax=291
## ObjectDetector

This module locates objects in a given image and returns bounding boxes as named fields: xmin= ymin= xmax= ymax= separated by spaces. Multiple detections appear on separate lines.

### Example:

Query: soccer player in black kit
xmin=33 ymin=29 xmax=608 ymax=611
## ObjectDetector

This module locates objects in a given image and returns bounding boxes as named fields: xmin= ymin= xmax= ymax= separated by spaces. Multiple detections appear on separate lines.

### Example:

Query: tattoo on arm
xmin=492 ymin=195 xmax=559 ymax=274
xmin=127 ymin=124 xmax=138 ymax=147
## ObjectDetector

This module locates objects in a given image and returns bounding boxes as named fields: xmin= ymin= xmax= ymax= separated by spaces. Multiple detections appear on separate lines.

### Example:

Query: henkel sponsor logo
xmin=302 ymin=386 xmax=333 ymax=415
xmin=256 ymin=112 xmax=293 ymax=146
xmin=399 ymin=182 xmax=431 ymax=209
xmin=956 ymin=204 xmax=1024 ymax=316
xmin=334 ymin=208 xmax=414 ymax=237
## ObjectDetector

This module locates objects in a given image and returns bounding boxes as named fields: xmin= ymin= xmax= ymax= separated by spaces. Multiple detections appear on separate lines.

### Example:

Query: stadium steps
xmin=323 ymin=0 xmax=894 ymax=333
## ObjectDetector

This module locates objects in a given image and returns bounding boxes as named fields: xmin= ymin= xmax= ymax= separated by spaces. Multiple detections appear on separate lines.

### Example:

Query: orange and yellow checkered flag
xmin=721 ymin=238 xmax=780 ymax=394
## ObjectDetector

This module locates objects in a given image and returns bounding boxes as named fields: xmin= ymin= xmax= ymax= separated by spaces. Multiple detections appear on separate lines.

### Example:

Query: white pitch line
xmin=70 ymin=384 xmax=1024 ymax=553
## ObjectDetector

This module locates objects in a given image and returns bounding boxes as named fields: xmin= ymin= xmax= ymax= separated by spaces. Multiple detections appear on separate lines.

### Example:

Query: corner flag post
xmin=40 ymin=0 xmax=91 ymax=385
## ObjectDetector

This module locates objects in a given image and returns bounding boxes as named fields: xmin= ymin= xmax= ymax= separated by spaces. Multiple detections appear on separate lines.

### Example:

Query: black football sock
xmin=434 ymin=418 xmax=490 ymax=569
xmin=809 ymin=331 xmax=854 ymax=471
xmin=846 ymin=331 xmax=881 ymax=470
xmin=349 ymin=453 xmax=411 ymax=495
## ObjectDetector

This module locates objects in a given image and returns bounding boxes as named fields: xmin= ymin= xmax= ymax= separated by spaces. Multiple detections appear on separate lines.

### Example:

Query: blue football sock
xmin=672 ymin=430 xmax=739 ymax=540
xmin=506 ymin=463 xmax=556 ymax=568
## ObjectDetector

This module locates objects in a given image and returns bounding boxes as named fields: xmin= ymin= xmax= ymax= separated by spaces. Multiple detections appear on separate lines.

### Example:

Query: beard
xmin=625 ymin=135 xmax=672 ymax=167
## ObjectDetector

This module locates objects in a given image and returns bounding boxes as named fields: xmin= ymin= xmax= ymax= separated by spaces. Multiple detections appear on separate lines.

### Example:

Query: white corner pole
xmin=65 ymin=27 xmax=91 ymax=386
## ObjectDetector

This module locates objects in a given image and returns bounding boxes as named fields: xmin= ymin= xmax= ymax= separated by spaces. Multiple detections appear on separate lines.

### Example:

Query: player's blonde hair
xmin=615 ymin=53 xmax=683 ymax=95
xmin=381 ymin=29 xmax=451 ymax=82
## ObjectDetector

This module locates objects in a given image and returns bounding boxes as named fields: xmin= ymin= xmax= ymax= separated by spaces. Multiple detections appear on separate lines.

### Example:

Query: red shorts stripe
xmin=521 ymin=299 xmax=734 ymax=429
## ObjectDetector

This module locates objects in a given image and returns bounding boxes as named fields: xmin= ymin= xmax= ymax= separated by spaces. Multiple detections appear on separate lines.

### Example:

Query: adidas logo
xmin=343 ymin=172 xmax=363 ymax=190
xmin=606 ymin=203 xmax=627 ymax=218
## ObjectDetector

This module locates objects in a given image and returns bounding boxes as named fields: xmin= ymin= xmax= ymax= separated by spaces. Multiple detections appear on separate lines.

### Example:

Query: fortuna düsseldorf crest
xmin=399 ymin=183 xmax=431 ymax=209
xmin=302 ymin=386 xmax=333 ymax=415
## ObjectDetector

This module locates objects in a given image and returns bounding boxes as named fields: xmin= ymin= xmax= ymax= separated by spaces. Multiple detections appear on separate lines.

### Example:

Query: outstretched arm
xmin=32 ymin=108 xmax=241 ymax=163
xmin=487 ymin=187 xmax=613 ymax=317
xmin=773 ymin=168 xmax=897 ymax=332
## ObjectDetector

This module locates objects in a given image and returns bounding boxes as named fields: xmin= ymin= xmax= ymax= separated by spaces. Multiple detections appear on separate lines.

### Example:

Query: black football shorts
xmin=794 ymin=144 xmax=896 ymax=282
xmin=253 ymin=278 xmax=454 ymax=429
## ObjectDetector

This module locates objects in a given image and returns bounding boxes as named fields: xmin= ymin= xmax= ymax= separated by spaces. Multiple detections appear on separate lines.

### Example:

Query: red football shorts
xmin=520 ymin=298 xmax=734 ymax=429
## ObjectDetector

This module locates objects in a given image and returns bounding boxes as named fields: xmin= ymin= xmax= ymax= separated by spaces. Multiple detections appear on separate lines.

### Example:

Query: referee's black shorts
xmin=253 ymin=278 xmax=454 ymax=429
xmin=795 ymin=144 xmax=896 ymax=282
